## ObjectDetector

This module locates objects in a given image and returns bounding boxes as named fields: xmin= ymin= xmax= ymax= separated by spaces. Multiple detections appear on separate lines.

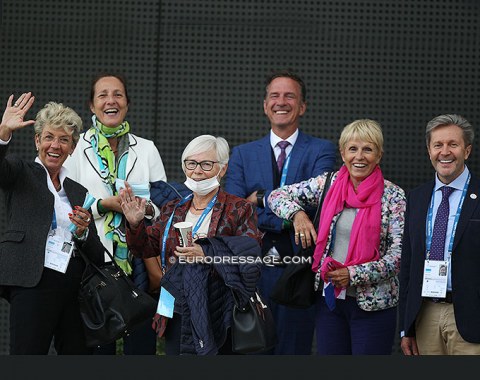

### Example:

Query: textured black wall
xmin=1 ymin=0 xmax=479 ymax=354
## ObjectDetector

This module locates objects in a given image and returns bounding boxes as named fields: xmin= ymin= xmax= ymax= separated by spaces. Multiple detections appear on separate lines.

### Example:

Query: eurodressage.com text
xmin=177 ymin=255 xmax=313 ymax=265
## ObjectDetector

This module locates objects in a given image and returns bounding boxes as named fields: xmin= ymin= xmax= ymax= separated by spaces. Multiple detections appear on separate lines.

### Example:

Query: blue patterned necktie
xmin=276 ymin=141 xmax=290 ymax=172
xmin=429 ymin=186 xmax=454 ymax=260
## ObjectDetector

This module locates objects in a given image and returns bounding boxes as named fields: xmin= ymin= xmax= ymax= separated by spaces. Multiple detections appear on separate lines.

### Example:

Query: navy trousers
xmin=315 ymin=294 xmax=397 ymax=355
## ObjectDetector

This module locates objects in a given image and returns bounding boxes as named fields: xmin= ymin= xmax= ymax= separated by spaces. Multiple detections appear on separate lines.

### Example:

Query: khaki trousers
xmin=415 ymin=299 xmax=480 ymax=355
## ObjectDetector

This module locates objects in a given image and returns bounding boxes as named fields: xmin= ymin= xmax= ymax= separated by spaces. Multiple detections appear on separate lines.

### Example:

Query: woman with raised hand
xmin=0 ymin=93 xmax=104 ymax=354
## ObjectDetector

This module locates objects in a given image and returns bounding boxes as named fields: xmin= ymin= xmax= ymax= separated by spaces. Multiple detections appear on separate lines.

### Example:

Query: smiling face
xmin=90 ymin=76 xmax=129 ymax=127
xmin=428 ymin=124 xmax=471 ymax=184
xmin=35 ymin=125 xmax=74 ymax=176
xmin=263 ymin=77 xmax=306 ymax=136
xmin=341 ymin=137 xmax=382 ymax=189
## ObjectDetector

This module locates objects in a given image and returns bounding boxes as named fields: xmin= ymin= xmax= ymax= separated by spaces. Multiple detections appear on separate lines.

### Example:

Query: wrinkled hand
xmin=0 ymin=93 xmax=35 ymax=140
xmin=101 ymin=194 xmax=123 ymax=213
xmin=119 ymin=181 xmax=146 ymax=228
xmin=174 ymin=242 xmax=205 ymax=263
xmin=69 ymin=206 xmax=92 ymax=237
xmin=292 ymin=210 xmax=317 ymax=248
xmin=326 ymin=267 xmax=350 ymax=288
xmin=401 ymin=337 xmax=419 ymax=356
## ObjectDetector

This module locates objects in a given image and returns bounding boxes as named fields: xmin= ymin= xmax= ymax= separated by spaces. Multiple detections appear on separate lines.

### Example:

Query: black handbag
xmin=270 ymin=171 xmax=334 ymax=308
xmin=76 ymin=247 xmax=157 ymax=347
xmin=231 ymin=289 xmax=277 ymax=354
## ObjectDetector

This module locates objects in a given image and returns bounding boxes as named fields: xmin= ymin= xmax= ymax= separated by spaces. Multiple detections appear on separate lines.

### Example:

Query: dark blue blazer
xmin=399 ymin=174 xmax=480 ymax=343
xmin=225 ymin=130 xmax=336 ymax=234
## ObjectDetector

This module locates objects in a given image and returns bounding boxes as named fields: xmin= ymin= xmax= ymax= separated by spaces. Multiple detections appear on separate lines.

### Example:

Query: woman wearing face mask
xmin=63 ymin=72 xmax=167 ymax=354
xmin=120 ymin=135 xmax=263 ymax=355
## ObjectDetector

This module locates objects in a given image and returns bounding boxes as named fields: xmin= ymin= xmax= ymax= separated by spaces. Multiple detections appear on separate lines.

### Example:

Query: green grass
xmin=115 ymin=337 xmax=166 ymax=355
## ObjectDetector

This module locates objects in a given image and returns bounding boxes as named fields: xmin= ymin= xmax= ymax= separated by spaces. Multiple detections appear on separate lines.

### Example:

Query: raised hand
xmin=0 ymin=93 xmax=35 ymax=141
xmin=119 ymin=181 xmax=146 ymax=228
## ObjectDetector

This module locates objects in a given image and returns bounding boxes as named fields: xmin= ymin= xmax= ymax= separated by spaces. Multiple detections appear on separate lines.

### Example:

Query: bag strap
xmin=76 ymin=244 xmax=125 ymax=278
xmin=312 ymin=171 xmax=334 ymax=232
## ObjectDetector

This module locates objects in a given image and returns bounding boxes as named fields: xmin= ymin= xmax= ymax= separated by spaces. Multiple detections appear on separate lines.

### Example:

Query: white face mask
xmin=184 ymin=174 xmax=221 ymax=196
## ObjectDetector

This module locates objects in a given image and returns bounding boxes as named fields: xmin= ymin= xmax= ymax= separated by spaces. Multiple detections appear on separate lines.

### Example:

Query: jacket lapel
xmin=415 ymin=181 xmax=435 ymax=256
xmin=207 ymin=190 xmax=225 ymax=236
xmin=256 ymin=135 xmax=274 ymax=188
xmin=125 ymin=134 xmax=138 ymax=180
xmin=81 ymin=129 xmax=105 ymax=178
xmin=453 ymin=176 xmax=480 ymax=251
xmin=63 ymin=178 xmax=84 ymax=208
xmin=287 ymin=131 xmax=308 ymax=184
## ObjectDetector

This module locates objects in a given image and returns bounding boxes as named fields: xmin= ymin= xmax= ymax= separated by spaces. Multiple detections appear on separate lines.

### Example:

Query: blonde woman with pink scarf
xmin=268 ymin=119 xmax=406 ymax=355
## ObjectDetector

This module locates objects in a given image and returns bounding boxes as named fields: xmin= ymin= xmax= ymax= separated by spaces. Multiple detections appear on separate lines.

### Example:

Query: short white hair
xmin=181 ymin=135 xmax=230 ymax=172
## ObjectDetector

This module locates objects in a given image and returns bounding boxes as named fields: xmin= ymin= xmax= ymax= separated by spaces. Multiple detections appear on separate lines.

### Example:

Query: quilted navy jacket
xmin=160 ymin=235 xmax=261 ymax=355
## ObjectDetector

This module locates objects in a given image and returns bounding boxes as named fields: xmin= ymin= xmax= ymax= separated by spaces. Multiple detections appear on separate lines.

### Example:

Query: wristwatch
xmin=256 ymin=189 xmax=265 ymax=208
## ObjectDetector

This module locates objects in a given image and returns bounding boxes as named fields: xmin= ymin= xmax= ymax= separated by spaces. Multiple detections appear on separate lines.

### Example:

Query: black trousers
xmin=8 ymin=257 xmax=92 ymax=355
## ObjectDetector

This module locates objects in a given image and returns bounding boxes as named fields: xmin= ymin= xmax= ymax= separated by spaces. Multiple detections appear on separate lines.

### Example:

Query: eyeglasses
xmin=183 ymin=160 xmax=218 ymax=171
xmin=41 ymin=134 xmax=72 ymax=146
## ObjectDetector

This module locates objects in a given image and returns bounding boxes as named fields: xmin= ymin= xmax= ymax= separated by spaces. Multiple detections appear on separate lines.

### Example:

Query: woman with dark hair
xmin=64 ymin=73 xmax=167 ymax=354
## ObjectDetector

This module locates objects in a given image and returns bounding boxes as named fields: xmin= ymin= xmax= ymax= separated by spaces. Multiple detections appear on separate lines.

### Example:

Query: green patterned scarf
xmin=90 ymin=116 xmax=132 ymax=274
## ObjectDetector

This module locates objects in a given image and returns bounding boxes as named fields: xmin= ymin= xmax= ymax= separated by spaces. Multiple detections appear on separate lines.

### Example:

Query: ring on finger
xmin=13 ymin=103 xmax=18 ymax=107
xmin=299 ymin=233 xmax=305 ymax=237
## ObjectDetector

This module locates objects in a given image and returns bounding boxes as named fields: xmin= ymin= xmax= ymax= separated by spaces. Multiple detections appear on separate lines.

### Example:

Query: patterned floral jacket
xmin=268 ymin=171 xmax=406 ymax=311
xmin=127 ymin=189 xmax=263 ymax=271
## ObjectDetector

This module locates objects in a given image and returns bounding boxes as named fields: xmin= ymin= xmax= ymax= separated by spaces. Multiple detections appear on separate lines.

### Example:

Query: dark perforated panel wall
xmin=1 ymin=0 xmax=479 ymax=355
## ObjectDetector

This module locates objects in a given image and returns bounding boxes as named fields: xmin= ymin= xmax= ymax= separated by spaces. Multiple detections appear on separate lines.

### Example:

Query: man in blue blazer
xmin=399 ymin=114 xmax=480 ymax=355
xmin=225 ymin=70 xmax=336 ymax=354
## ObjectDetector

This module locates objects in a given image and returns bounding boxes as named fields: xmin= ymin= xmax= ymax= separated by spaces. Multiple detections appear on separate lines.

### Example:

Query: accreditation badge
xmin=44 ymin=228 xmax=74 ymax=273
xmin=421 ymin=260 xmax=449 ymax=298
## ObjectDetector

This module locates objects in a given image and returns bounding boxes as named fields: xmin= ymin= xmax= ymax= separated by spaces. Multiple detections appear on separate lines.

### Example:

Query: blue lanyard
xmin=52 ymin=209 xmax=57 ymax=230
xmin=160 ymin=192 xmax=218 ymax=271
xmin=279 ymin=153 xmax=291 ymax=187
xmin=425 ymin=172 xmax=470 ymax=260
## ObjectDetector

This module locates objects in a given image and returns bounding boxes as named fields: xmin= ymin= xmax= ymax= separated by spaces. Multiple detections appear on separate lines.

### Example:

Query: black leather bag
xmin=77 ymin=247 xmax=157 ymax=347
xmin=270 ymin=171 xmax=334 ymax=308
xmin=231 ymin=289 xmax=277 ymax=354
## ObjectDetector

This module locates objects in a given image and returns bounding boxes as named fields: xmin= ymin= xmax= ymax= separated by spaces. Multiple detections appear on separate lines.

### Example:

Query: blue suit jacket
xmin=225 ymin=130 xmax=336 ymax=235
xmin=399 ymin=174 xmax=480 ymax=343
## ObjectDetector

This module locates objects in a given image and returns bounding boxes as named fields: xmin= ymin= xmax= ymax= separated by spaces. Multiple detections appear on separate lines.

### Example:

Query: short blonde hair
xmin=181 ymin=135 xmax=230 ymax=173
xmin=34 ymin=102 xmax=82 ymax=145
xmin=339 ymin=119 xmax=384 ymax=154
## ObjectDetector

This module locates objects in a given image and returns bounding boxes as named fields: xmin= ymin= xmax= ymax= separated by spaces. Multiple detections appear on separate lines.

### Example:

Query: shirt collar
xmin=434 ymin=165 xmax=470 ymax=192
xmin=35 ymin=157 xmax=68 ymax=187
xmin=270 ymin=129 xmax=299 ymax=149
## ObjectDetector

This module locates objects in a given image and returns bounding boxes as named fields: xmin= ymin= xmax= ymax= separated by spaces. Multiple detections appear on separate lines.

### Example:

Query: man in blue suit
xmin=225 ymin=70 xmax=336 ymax=354
xmin=399 ymin=114 xmax=480 ymax=355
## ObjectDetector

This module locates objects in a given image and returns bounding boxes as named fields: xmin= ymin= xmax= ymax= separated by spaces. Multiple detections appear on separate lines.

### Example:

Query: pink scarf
xmin=312 ymin=165 xmax=384 ymax=278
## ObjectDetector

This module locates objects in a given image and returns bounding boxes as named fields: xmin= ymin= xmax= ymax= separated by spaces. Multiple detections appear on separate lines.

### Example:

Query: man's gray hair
xmin=426 ymin=114 xmax=474 ymax=147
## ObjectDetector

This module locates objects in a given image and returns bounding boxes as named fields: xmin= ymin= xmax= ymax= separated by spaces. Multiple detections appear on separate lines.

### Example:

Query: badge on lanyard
xmin=44 ymin=228 xmax=74 ymax=274
xmin=421 ymin=260 xmax=449 ymax=298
